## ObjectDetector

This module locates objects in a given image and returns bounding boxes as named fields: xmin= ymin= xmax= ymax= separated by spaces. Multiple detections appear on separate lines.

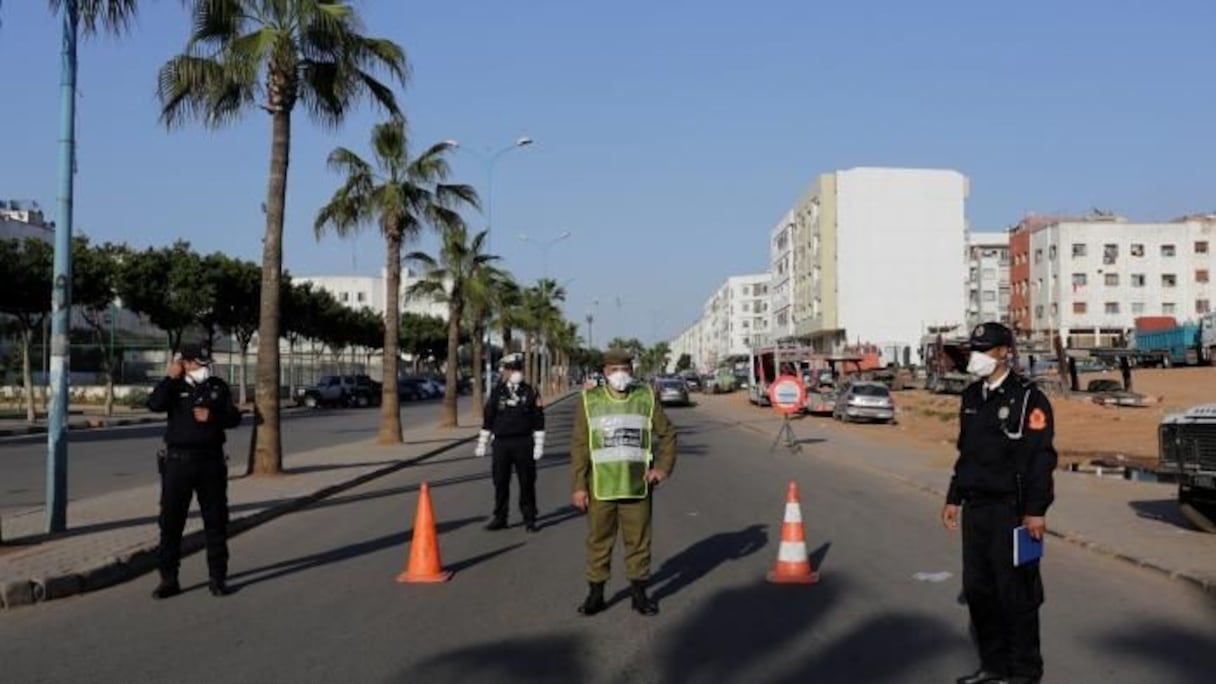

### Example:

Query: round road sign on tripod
xmin=767 ymin=375 xmax=807 ymax=415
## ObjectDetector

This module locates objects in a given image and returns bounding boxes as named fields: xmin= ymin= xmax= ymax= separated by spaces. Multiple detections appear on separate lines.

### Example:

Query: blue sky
xmin=2 ymin=0 xmax=1214 ymax=346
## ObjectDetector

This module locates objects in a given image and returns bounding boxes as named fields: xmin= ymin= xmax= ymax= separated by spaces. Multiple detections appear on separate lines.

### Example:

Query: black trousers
xmin=158 ymin=450 xmax=229 ymax=581
xmin=491 ymin=435 xmax=537 ymax=523
xmin=962 ymin=498 xmax=1045 ymax=679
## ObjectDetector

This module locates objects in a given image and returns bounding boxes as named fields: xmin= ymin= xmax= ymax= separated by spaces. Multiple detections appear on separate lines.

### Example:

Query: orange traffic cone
xmin=396 ymin=482 xmax=453 ymax=583
xmin=766 ymin=481 xmax=819 ymax=584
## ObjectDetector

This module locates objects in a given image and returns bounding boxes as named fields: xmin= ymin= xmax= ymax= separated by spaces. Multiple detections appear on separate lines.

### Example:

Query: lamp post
xmin=449 ymin=136 xmax=534 ymax=397
xmin=518 ymin=230 xmax=572 ymax=281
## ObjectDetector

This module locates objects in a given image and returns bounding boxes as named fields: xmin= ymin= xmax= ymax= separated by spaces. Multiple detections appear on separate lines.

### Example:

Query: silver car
xmin=833 ymin=381 xmax=896 ymax=424
xmin=655 ymin=378 xmax=691 ymax=406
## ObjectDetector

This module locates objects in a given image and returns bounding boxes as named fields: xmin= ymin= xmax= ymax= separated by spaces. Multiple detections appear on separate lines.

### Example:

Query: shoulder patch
xmin=1028 ymin=408 xmax=1048 ymax=431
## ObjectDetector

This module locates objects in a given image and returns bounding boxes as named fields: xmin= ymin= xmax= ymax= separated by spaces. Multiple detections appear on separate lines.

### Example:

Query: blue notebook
xmin=1013 ymin=526 xmax=1044 ymax=566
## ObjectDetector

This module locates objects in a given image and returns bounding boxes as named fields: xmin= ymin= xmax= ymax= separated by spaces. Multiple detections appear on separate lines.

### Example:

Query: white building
xmin=296 ymin=267 xmax=449 ymax=321
xmin=669 ymin=273 xmax=771 ymax=373
xmin=768 ymin=209 xmax=797 ymax=340
xmin=1027 ymin=216 xmax=1215 ymax=347
xmin=966 ymin=231 xmax=1011 ymax=329
xmin=0 ymin=200 xmax=53 ymax=243
xmin=792 ymin=167 xmax=969 ymax=364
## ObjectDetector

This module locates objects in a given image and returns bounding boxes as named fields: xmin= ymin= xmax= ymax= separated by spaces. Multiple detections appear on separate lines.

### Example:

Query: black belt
xmin=961 ymin=490 xmax=1017 ymax=504
xmin=163 ymin=446 xmax=223 ymax=460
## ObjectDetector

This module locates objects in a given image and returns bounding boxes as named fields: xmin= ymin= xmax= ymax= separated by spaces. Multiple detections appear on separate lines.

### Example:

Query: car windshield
xmin=659 ymin=381 xmax=684 ymax=389
xmin=852 ymin=385 xmax=889 ymax=397
xmin=319 ymin=376 xmax=339 ymax=385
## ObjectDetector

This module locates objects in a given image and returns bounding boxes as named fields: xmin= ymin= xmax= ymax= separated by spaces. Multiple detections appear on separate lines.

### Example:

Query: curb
xmin=710 ymin=405 xmax=1216 ymax=599
xmin=0 ymin=391 xmax=578 ymax=611
xmin=0 ymin=405 xmax=318 ymax=438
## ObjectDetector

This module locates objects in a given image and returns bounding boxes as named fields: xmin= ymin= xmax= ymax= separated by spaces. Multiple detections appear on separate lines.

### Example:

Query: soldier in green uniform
xmin=570 ymin=348 xmax=678 ymax=616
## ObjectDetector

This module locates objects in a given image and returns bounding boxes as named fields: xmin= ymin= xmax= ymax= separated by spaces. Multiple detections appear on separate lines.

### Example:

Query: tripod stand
xmin=770 ymin=413 xmax=802 ymax=454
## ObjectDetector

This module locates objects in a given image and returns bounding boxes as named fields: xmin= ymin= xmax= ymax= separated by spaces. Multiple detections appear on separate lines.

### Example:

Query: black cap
xmin=501 ymin=355 xmax=523 ymax=371
xmin=178 ymin=342 xmax=213 ymax=366
xmin=968 ymin=323 xmax=1014 ymax=352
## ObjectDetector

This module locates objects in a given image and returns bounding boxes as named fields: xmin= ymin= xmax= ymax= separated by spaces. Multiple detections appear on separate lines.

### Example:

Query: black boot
xmin=577 ymin=581 xmax=607 ymax=616
xmin=630 ymin=580 xmax=658 ymax=616
xmin=151 ymin=575 xmax=181 ymax=600
xmin=209 ymin=578 xmax=230 ymax=597
xmin=484 ymin=517 xmax=507 ymax=531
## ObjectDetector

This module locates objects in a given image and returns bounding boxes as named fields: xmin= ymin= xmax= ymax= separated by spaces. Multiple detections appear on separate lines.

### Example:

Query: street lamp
xmin=450 ymin=136 xmax=534 ymax=396
xmin=518 ymin=230 xmax=573 ymax=279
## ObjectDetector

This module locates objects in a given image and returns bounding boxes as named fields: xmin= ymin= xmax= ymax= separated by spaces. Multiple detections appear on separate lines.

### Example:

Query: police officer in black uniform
xmin=943 ymin=322 xmax=1057 ymax=684
xmin=476 ymin=355 xmax=545 ymax=532
xmin=146 ymin=342 xmax=242 ymax=599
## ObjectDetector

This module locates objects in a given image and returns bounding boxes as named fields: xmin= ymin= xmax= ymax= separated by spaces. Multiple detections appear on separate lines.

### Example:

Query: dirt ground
xmin=730 ymin=367 xmax=1216 ymax=469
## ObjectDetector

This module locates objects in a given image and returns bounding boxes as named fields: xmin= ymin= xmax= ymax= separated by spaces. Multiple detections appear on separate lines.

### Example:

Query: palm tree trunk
xmin=379 ymin=232 xmax=404 ymax=444
xmin=471 ymin=321 xmax=485 ymax=422
xmin=22 ymin=326 xmax=35 ymax=423
xmin=442 ymin=300 xmax=462 ymax=427
xmin=252 ymin=108 xmax=291 ymax=475
xmin=238 ymin=342 xmax=249 ymax=405
xmin=524 ymin=333 xmax=534 ymax=387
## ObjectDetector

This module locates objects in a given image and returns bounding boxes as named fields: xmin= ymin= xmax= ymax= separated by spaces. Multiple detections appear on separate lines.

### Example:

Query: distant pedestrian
xmin=146 ymin=342 xmax=242 ymax=599
xmin=569 ymin=348 xmax=678 ymax=616
xmin=476 ymin=355 xmax=546 ymax=532
xmin=942 ymin=322 xmax=1057 ymax=684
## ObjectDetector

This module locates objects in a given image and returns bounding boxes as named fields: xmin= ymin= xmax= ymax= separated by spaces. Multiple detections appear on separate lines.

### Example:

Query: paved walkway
xmin=0 ymin=393 xmax=575 ymax=610
xmin=0 ymin=402 xmax=305 ymax=437
xmin=693 ymin=394 xmax=1216 ymax=596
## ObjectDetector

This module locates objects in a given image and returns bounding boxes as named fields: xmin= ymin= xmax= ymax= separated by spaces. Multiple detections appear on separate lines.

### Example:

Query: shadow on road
xmin=1091 ymin=619 xmax=1216 ymax=684
xmin=286 ymin=459 xmax=402 ymax=475
xmin=397 ymin=634 xmax=587 ymax=683
xmin=536 ymin=505 xmax=584 ymax=531
xmin=648 ymin=524 xmax=768 ymax=602
xmin=1128 ymin=499 xmax=1197 ymax=531
xmin=228 ymin=515 xmax=484 ymax=590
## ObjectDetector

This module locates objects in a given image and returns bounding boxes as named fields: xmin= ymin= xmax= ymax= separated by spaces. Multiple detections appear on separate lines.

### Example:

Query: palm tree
xmin=158 ymin=1 xmax=406 ymax=474
xmin=406 ymin=225 xmax=497 ymax=427
xmin=463 ymin=264 xmax=511 ymax=420
xmin=489 ymin=277 xmax=525 ymax=356
xmin=315 ymin=118 xmax=477 ymax=444
xmin=522 ymin=279 xmax=566 ymax=391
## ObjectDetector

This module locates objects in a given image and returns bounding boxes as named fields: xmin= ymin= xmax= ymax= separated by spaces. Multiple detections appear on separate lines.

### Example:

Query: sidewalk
xmin=0 ymin=392 xmax=575 ymax=610
xmin=694 ymin=394 xmax=1216 ymax=596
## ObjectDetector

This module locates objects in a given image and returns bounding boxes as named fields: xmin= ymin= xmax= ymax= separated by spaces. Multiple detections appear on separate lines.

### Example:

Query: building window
xmin=981 ymin=268 xmax=995 ymax=280
xmin=1103 ymin=244 xmax=1118 ymax=265
xmin=340 ymin=292 xmax=350 ymax=303
xmin=1162 ymin=244 xmax=1176 ymax=257
xmin=1071 ymin=273 xmax=1087 ymax=288
xmin=1073 ymin=302 xmax=1087 ymax=314
xmin=1034 ymin=305 xmax=1044 ymax=319
xmin=1104 ymin=273 xmax=1119 ymax=286
xmin=1199 ymin=269 xmax=1211 ymax=284
xmin=1132 ymin=302 xmax=1145 ymax=315
xmin=1199 ymin=300 xmax=1212 ymax=314
xmin=356 ymin=292 xmax=366 ymax=303
xmin=1050 ymin=303 xmax=1058 ymax=316
xmin=1105 ymin=302 xmax=1120 ymax=315
xmin=742 ymin=303 xmax=750 ymax=312
xmin=983 ymin=290 xmax=996 ymax=302
xmin=1197 ymin=241 xmax=1210 ymax=254
xmin=1072 ymin=243 xmax=1087 ymax=257
xmin=1034 ymin=249 xmax=1043 ymax=264
xmin=1131 ymin=274 xmax=1145 ymax=287
xmin=1048 ymin=245 xmax=1057 ymax=260
xmin=1163 ymin=274 xmax=1177 ymax=288
xmin=1163 ymin=302 xmax=1177 ymax=314
xmin=1130 ymin=243 xmax=1144 ymax=257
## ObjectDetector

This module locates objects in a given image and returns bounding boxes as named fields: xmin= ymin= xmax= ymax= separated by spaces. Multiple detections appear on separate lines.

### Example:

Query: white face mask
xmin=966 ymin=351 xmax=998 ymax=378
xmin=508 ymin=371 xmax=523 ymax=385
xmin=187 ymin=366 xmax=211 ymax=385
xmin=607 ymin=371 xmax=632 ymax=392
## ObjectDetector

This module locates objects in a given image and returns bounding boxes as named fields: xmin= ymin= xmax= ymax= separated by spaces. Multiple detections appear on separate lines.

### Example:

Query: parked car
xmin=832 ymin=381 xmax=896 ymax=424
xmin=655 ymin=377 xmax=691 ymax=406
xmin=681 ymin=374 xmax=702 ymax=392
xmin=397 ymin=377 xmax=428 ymax=401
xmin=295 ymin=374 xmax=382 ymax=408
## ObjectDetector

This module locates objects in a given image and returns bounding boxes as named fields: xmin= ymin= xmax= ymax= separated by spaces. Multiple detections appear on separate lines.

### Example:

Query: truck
xmin=920 ymin=333 xmax=971 ymax=394
xmin=1132 ymin=316 xmax=1205 ymax=367
xmin=747 ymin=344 xmax=818 ymax=406
xmin=1201 ymin=312 xmax=1216 ymax=365
xmin=1158 ymin=403 xmax=1216 ymax=533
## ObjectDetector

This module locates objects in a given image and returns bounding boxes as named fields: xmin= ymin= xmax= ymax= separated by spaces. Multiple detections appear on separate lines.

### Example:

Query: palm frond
xmin=52 ymin=0 xmax=138 ymax=36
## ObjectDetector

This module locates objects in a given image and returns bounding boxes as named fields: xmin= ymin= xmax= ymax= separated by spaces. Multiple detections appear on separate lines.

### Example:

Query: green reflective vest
xmin=583 ymin=385 xmax=655 ymax=501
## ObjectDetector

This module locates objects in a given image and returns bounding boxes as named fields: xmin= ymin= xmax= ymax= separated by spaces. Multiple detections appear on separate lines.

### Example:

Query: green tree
xmin=675 ymin=353 xmax=693 ymax=373
xmin=158 ymin=0 xmax=407 ymax=474
xmin=212 ymin=256 xmax=262 ymax=405
xmin=406 ymin=225 xmax=497 ymax=427
xmin=522 ymin=279 xmax=566 ymax=390
xmin=0 ymin=238 xmax=53 ymax=422
xmin=71 ymin=237 xmax=126 ymax=415
xmin=399 ymin=312 xmax=448 ymax=372
xmin=463 ymin=264 xmax=511 ymax=419
xmin=116 ymin=241 xmax=210 ymax=351
xmin=315 ymin=118 xmax=477 ymax=443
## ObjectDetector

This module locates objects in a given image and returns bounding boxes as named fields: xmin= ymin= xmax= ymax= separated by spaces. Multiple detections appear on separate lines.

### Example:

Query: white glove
xmin=475 ymin=429 xmax=492 ymax=458
xmin=533 ymin=431 xmax=545 ymax=461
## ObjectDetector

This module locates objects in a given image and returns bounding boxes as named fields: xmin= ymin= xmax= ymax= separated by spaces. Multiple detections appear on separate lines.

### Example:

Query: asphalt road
xmin=0 ymin=398 xmax=468 ymax=516
xmin=1 ymin=399 xmax=1213 ymax=683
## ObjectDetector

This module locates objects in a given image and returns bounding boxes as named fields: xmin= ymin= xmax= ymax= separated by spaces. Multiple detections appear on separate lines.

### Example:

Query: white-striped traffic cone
xmin=766 ymin=481 xmax=819 ymax=584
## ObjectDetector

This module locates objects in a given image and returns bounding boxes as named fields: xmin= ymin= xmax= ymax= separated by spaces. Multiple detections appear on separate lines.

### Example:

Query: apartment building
xmin=966 ymin=232 xmax=1011 ymax=329
xmin=0 ymin=200 xmax=53 ymax=243
xmin=1023 ymin=216 xmax=1216 ymax=347
xmin=296 ymin=268 xmax=450 ymax=321
xmin=768 ymin=209 xmax=797 ymax=340
xmin=789 ymin=168 xmax=969 ymax=363
xmin=668 ymin=273 xmax=771 ymax=372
